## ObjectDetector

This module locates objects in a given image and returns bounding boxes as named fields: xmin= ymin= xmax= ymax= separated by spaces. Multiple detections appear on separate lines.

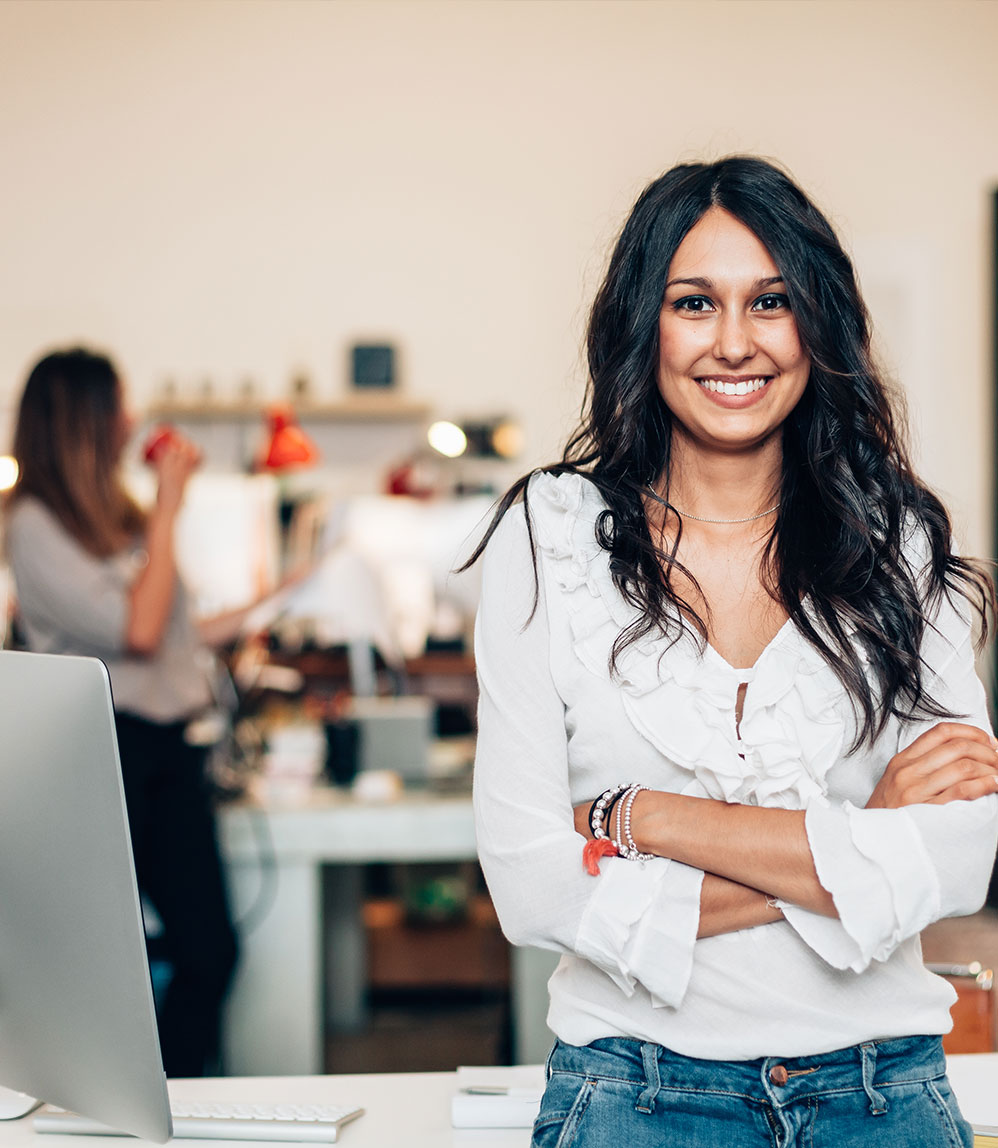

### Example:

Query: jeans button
xmin=769 ymin=1065 xmax=789 ymax=1086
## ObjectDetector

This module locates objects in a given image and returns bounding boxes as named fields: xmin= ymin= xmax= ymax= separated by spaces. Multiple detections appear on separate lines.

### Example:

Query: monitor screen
xmin=0 ymin=650 xmax=171 ymax=1142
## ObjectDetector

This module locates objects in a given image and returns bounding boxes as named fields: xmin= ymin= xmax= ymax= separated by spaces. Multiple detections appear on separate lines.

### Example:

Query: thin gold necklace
xmin=645 ymin=483 xmax=781 ymax=525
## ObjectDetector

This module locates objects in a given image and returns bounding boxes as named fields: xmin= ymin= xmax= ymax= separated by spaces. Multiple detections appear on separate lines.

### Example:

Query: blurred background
xmin=1 ymin=0 xmax=996 ymax=1076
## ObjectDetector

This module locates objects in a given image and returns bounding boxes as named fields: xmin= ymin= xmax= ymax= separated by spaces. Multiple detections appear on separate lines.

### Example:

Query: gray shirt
xmin=6 ymin=497 xmax=212 ymax=723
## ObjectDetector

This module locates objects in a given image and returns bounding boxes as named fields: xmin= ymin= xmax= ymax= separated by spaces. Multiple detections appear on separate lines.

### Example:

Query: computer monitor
xmin=0 ymin=650 xmax=171 ymax=1142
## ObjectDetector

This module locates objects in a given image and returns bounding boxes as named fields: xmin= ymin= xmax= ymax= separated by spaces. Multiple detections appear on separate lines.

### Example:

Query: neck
xmin=659 ymin=436 xmax=782 ymax=523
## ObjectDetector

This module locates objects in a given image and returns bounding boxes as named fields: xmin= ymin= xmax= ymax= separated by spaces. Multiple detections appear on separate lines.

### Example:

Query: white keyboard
xmin=34 ymin=1100 xmax=365 ymax=1142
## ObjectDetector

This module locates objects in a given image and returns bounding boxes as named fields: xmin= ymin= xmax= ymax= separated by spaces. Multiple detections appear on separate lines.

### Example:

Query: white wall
xmin=1 ymin=0 xmax=996 ymax=550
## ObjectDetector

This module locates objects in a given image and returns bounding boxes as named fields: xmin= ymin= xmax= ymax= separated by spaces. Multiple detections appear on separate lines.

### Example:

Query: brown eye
xmin=753 ymin=293 xmax=790 ymax=312
xmin=674 ymin=295 xmax=714 ymax=314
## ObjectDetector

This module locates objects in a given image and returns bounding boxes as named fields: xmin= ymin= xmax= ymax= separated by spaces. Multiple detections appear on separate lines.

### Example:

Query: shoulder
xmin=5 ymin=496 xmax=67 ymax=548
xmin=5 ymin=497 xmax=105 ymax=574
xmin=478 ymin=471 xmax=610 ymax=612
xmin=483 ymin=471 xmax=606 ymax=561
xmin=898 ymin=513 xmax=978 ymax=645
xmin=524 ymin=470 xmax=607 ymax=556
xmin=526 ymin=470 xmax=607 ymax=517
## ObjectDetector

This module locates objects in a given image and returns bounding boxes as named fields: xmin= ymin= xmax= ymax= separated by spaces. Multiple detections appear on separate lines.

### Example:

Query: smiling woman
xmin=465 ymin=156 xmax=997 ymax=1148
xmin=656 ymin=209 xmax=810 ymax=462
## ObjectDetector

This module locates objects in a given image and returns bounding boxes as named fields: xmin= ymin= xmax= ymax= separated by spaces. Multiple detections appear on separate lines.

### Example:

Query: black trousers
xmin=114 ymin=712 xmax=238 ymax=1078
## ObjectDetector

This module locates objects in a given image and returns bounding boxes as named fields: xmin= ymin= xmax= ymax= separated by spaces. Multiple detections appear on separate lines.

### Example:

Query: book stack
xmin=450 ymin=1065 xmax=545 ymax=1129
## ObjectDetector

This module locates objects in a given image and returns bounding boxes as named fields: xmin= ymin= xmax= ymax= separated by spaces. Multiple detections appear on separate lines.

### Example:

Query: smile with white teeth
xmin=696 ymin=377 xmax=771 ymax=396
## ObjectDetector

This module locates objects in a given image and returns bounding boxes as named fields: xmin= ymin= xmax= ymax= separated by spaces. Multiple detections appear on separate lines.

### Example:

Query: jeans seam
xmin=552 ymin=1079 xmax=596 ymax=1148
xmin=875 ymin=1071 xmax=946 ymax=1087
xmin=764 ymin=1078 xmax=939 ymax=1101
xmin=549 ymin=1069 xmax=761 ymax=1103
xmin=554 ymin=1074 xmax=949 ymax=1103
xmin=925 ymin=1079 xmax=969 ymax=1148
xmin=660 ymin=1086 xmax=769 ymax=1104
xmin=549 ymin=1069 xmax=639 ymax=1087
xmin=805 ymin=1095 xmax=817 ymax=1148
xmin=550 ymin=1070 xmax=768 ymax=1105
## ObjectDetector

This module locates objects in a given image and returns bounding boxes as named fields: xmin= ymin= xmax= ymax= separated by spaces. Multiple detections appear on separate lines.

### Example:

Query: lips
xmin=696 ymin=376 xmax=771 ymax=396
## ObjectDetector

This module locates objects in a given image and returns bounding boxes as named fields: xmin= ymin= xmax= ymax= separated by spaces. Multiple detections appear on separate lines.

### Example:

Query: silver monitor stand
xmin=0 ymin=650 xmax=171 ymax=1142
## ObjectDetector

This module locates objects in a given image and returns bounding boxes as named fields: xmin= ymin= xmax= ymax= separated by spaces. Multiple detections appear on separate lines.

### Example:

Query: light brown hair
xmin=10 ymin=347 xmax=146 ymax=557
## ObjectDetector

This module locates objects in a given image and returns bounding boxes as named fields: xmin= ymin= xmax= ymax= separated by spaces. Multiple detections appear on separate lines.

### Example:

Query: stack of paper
xmin=450 ymin=1065 xmax=545 ymax=1129
xmin=944 ymin=1054 xmax=998 ymax=1148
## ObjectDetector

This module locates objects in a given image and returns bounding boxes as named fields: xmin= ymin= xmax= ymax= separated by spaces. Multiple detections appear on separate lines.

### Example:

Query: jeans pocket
xmin=531 ymin=1074 xmax=597 ymax=1148
xmin=924 ymin=1078 xmax=974 ymax=1148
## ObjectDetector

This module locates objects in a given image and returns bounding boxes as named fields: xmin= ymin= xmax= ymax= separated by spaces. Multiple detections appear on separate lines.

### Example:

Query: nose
xmin=714 ymin=308 xmax=755 ymax=365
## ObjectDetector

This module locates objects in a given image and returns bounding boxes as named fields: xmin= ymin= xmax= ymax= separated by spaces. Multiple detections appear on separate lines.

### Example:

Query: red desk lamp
xmin=259 ymin=405 xmax=319 ymax=471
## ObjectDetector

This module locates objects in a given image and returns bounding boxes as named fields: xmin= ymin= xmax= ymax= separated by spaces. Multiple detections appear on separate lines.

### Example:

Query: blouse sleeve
xmin=780 ymin=585 xmax=998 ymax=973
xmin=473 ymin=504 xmax=704 ymax=1009
xmin=6 ymin=500 xmax=130 ymax=658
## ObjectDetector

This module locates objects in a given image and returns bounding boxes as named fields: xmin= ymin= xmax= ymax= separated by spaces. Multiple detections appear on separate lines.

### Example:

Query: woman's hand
xmin=127 ymin=432 xmax=201 ymax=656
xmin=866 ymin=722 xmax=998 ymax=809
xmin=152 ymin=433 xmax=202 ymax=516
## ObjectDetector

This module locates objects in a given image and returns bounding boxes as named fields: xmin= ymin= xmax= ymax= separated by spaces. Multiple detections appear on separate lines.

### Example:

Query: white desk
xmin=947 ymin=1052 xmax=998 ymax=1132
xmin=0 ymin=1073 xmax=529 ymax=1148
xmin=1 ymin=1057 xmax=994 ymax=1147
xmin=219 ymin=789 xmax=483 ymax=1076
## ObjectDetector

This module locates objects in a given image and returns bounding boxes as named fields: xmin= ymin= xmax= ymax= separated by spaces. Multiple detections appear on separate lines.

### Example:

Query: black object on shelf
xmin=351 ymin=344 xmax=395 ymax=389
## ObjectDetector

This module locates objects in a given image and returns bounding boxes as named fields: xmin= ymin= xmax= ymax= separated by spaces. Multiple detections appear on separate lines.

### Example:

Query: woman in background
xmin=6 ymin=347 xmax=238 ymax=1077
xmin=472 ymin=157 xmax=998 ymax=1146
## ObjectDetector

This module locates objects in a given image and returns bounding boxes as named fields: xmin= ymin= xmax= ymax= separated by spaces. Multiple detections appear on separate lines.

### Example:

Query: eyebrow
xmin=665 ymin=275 xmax=785 ymax=291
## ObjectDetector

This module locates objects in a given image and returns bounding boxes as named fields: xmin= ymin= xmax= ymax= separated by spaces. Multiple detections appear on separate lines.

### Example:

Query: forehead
xmin=668 ymin=207 xmax=779 ymax=282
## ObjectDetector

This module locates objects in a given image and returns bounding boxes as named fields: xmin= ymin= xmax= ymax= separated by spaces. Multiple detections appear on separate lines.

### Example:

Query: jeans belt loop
xmin=860 ymin=1041 xmax=889 ymax=1116
xmin=635 ymin=1042 xmax=662 ymax=1114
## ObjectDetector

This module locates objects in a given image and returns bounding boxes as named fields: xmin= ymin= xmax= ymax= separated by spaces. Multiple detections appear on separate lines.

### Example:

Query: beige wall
xmin=1 ymin=0 xmax=996 ymax=550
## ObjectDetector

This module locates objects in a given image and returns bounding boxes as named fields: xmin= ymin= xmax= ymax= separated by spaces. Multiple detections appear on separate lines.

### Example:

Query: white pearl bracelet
xmin=618 ymin=784 xmax=655 ymax=861
xmin=590 ymin=783 xmax=630 ymax=840
xmin=590 ymin=782 xmax=654 ymax=862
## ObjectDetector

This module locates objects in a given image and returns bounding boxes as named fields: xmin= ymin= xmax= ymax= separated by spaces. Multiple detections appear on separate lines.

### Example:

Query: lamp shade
xmin=260 ymin=405 xmax=319 ymax=471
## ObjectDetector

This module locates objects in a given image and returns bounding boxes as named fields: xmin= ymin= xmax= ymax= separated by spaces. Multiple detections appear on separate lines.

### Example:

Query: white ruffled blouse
xmin=473 ymin=472 xmax=998 ymax=1059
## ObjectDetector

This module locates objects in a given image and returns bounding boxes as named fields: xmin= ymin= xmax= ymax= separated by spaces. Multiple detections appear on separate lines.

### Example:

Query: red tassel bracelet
xmin=582 ymin=836 xmax=619 ymax=876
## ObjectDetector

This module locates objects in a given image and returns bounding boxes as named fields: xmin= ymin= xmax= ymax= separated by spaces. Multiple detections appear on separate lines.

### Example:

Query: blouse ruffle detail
xmin=529 ymin=472 xmax=847 ymax=811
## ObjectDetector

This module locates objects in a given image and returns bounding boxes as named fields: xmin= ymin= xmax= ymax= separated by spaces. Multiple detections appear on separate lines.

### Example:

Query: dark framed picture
xmin=351 ymin=344 xmax=396 ymax=390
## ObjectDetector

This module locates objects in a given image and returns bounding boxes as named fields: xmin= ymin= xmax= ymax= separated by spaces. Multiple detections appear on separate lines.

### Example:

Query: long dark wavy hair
xmin=465 ymin=155 xmax=994 ymax=748
xmin=9 ymin=347 xmax=146 ymax=557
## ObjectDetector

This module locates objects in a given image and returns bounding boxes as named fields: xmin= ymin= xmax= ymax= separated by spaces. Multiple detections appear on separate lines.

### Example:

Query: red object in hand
xmin=142 ymin=425 xmax=180 ymax=465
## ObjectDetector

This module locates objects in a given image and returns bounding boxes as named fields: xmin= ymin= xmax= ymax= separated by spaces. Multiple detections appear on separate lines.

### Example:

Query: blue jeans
xmin=532 ymin=1035 xmax=972 ymax=1147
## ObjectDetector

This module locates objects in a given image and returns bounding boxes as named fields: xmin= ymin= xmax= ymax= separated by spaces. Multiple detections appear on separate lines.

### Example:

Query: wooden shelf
xmin=271 ymin=650 xmax=475 ymax=680
xmin=145 ymin=395 xmax=433 ymax=424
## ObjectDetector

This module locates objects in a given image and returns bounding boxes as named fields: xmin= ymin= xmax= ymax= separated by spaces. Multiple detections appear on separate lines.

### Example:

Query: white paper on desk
xmin=451 ymin=1066 xmax=545 ymax=1129
xmin=946 ymin=1054 xmax=998 ymax=1134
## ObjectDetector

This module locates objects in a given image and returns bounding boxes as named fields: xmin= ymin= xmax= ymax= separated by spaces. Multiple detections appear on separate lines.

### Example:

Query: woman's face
xmin=657 ymin=206 xmax=810 ymax=458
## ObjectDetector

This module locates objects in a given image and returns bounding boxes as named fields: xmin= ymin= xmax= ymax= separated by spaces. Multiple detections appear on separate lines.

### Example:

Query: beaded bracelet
xmin=583 ymin=782 xmax=653 ymax=875
xmin=582 ymin=784 xmax=626 ymax=876
xmin=589 ymin=783 xmax=630 ymax=840
xmin=617 ymin=785 xmax=655 ymax=862
xmin=587 ymin=789 xmax=625 ymax=839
